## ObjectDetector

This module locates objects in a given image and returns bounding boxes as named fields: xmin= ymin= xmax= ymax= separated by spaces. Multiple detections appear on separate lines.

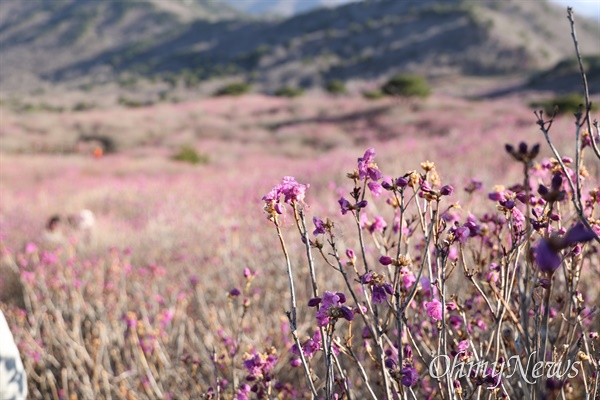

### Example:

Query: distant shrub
xmin=158 ymin=91 xmax=169 ymax=102
xmin=72 ymin=102 xmax=95 ymax=112
xmin=362 ymin=89 xmax=385 ymax=100
xmin=172 ymin=145 xmax=209 ymax=165
xmin=79 ymin=83 xmax=94 ymax=92
xmin=381 ymin=74 xmax=431 ymax=98
xmin=325 ymin=80 xmax=346 ymax=95
xmin=274 ymin=86 xmax=304 ymax=98
xmin=117 ymin=76 xmax=138 ymax=88
xmin=214 ymin=82 xmax=251 ymax=96
xmin=183 ymin=72 xmax=200 ymax=88
xmin=529 ymin=93 xmax=598 ymax=116
xmin=13 ymin=102 xmax=64 ymax=113
xmin=118 ymin=97 xmax=153 ymax=108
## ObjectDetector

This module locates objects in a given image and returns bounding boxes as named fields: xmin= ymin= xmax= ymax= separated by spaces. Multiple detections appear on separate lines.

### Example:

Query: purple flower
xmin=291 ymin=330 xmax=322 ymax=359
xmin=457 ymin=340 xmax=469 ymax=353
xmin=314 ymin=291 xmax=353 ymax=326
xmin=538 ymin=173 xmax=567 ymax=202
xmin=358 ymin=148 xmax=382 ymax=181
xmin=371 ymin=283 xmax=393 ymax=303
xmin=385 ymin=358 xmax=396 ymax=369
xmin=484 ymin=367 xmax=501 ymax=388
xmin=454 ymin=226 xmax=470 ymax=244
xmin=426 ymin=300 xmax=443 ymax=321
xmin=420 ymin=181 xmax=432 ymax=193
xmin=339 ymin=306 xmax=354 ymax=321
xmin=551 ymin=173 xmax=563 ymax=191
xmin=449 ymin=315 xmax=463 ymax=329
xmin=234 ymin=383 xmax=251 ymax=400
xmin=400 ymin=267 xmax=416 ymax=289
xmin=289 ymin=358 xmax=302 ymax=368
xmin=440 ymin=185 xmax=454 ymax=196
xmin=512 ymin=208 xmax=525 ymax=228
xmin=475 ymin=318 xmax=487 ymax=331
xmin=263 ymin=177 xmax=309 ymax=215
xmin=280 ymin=176 xmax=309 ymax=204
xmin=243 ymin=352 xmax=278 ymax=381
xmin=403 ymin=344 xmax=413 ymax=359
xmin=564 ymin=222 xmax=598 ymax=244
xmin=338 ymin=197 xmax=352 ymax=215
xmin=361 ymin=272 xmax=393 ymax=303
xmin=372 ymin=215 xmax=386 ymax=230
xmin=379 ymin=255 xmax=393 ymax=265
xmin=339 ymin=197 xmax=368 ymax=215
xmin=501 ymin=199 xmax=515 ymax=209
xmin=400 ymin=366 xmax=419 ymax=387
xmin=464 ymin=179 xmax=483 ymax=193
xmin=313 ymin=217 xmax=326 ymax=235
xmin=368 ymin=181 xmax=383 ymax=197
xmin=361 ymin=272 xmax=373 ymax=284
xmin=464 ymin=215 xmax=480 ymax=236
xmin=536 ymin=222 xmax=597 ymax=274
xmin=273 ymin=203 xmax=284 ymax=214
xmin=346 ymin=248 xmax=356 ymax=262
xmin=308 ymin=297 xmax=322 ymax=307
xmin=229 ymin=288 xmax=241 ymax=297
xmin=396 ymin=177 xmax=409 ymax=187
xmin=262 ymin=188 xmax=279 ymax=203
xmin=488 ymin=191 xmax=503 ymax=201
xmin=356 ymin=200 xmax=368 ymax=209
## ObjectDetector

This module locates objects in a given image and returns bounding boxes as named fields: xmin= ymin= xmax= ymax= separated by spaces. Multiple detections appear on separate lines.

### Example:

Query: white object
xmin=78 ymin=209 xmax=95 ymax=231
xmin=0 ymin=310 xmax=27 ymax=399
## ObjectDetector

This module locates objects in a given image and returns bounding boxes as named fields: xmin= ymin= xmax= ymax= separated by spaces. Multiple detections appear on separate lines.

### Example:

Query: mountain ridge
xmin=0 ymin=0 xmax=598 ymax=96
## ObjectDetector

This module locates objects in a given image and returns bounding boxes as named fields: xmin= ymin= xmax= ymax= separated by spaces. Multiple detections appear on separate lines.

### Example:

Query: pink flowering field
xmin=1 ymin=90 xmax=599 ymax=400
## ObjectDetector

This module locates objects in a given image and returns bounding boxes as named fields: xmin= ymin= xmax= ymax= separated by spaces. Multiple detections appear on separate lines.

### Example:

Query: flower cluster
xmin=308 ymin=291 xmax=354 ymax=326
xmin=263 ymin=176 xmax=309 ymax=216
xmin=361 ymin=272 xmax=393 ymax=304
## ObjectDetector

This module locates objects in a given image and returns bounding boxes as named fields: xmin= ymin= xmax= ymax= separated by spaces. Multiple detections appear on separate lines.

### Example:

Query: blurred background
xmin=0 ymin=0 xmax=598 ymax=105
xmin=0 ymin=0 xmax=599 ymax=254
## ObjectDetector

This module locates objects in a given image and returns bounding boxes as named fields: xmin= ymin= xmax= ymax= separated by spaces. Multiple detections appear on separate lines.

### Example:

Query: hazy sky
xmin=549 ymin=0 xmax=600 ymax=19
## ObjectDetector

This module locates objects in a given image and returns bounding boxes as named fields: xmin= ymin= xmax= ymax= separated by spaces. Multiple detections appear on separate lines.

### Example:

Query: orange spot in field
xmin=93 ymin=147 xmax=103 ymax=158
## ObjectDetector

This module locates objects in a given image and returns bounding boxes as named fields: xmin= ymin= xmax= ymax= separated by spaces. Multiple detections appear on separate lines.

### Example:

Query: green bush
xmin=274 ymin=86 xmax=304 ymax=98
xmin=172 ymin=145 xmax=209 ymax=165
xmin=381 ymin=74 xmax=431 ymax=98
xmin=529 ymin=93 xmax=598 ymax=116
xmin=118 ymin=97 xmax=152 ymax=108
xmin=362 ymin=89 xmax=385 ymax=100
xmin=325 ymin=80 xmax=347 ymax=94
xmin=72 ymin=102 xmax=95 ymax=112
xmin=214 ymin=82 xmax=251 ymax=96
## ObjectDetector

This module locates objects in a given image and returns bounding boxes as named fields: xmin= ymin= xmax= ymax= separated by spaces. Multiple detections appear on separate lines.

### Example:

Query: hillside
xmin=0 ymin=0 xmax=598 ymax=96
xmin=0 ymin=0 xmax=239 ymax=92
xmin=223 ymin=0 xmax=356 ymax=17
xmin=527 ymin=55 xmax=600 ymax=94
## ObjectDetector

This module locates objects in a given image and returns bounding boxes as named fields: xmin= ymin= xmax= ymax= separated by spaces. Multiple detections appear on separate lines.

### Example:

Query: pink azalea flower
xmin=426 ymin=300 xmax=443 ymax=321
xmin=400 ymin=267 xmax=416 ymax=289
